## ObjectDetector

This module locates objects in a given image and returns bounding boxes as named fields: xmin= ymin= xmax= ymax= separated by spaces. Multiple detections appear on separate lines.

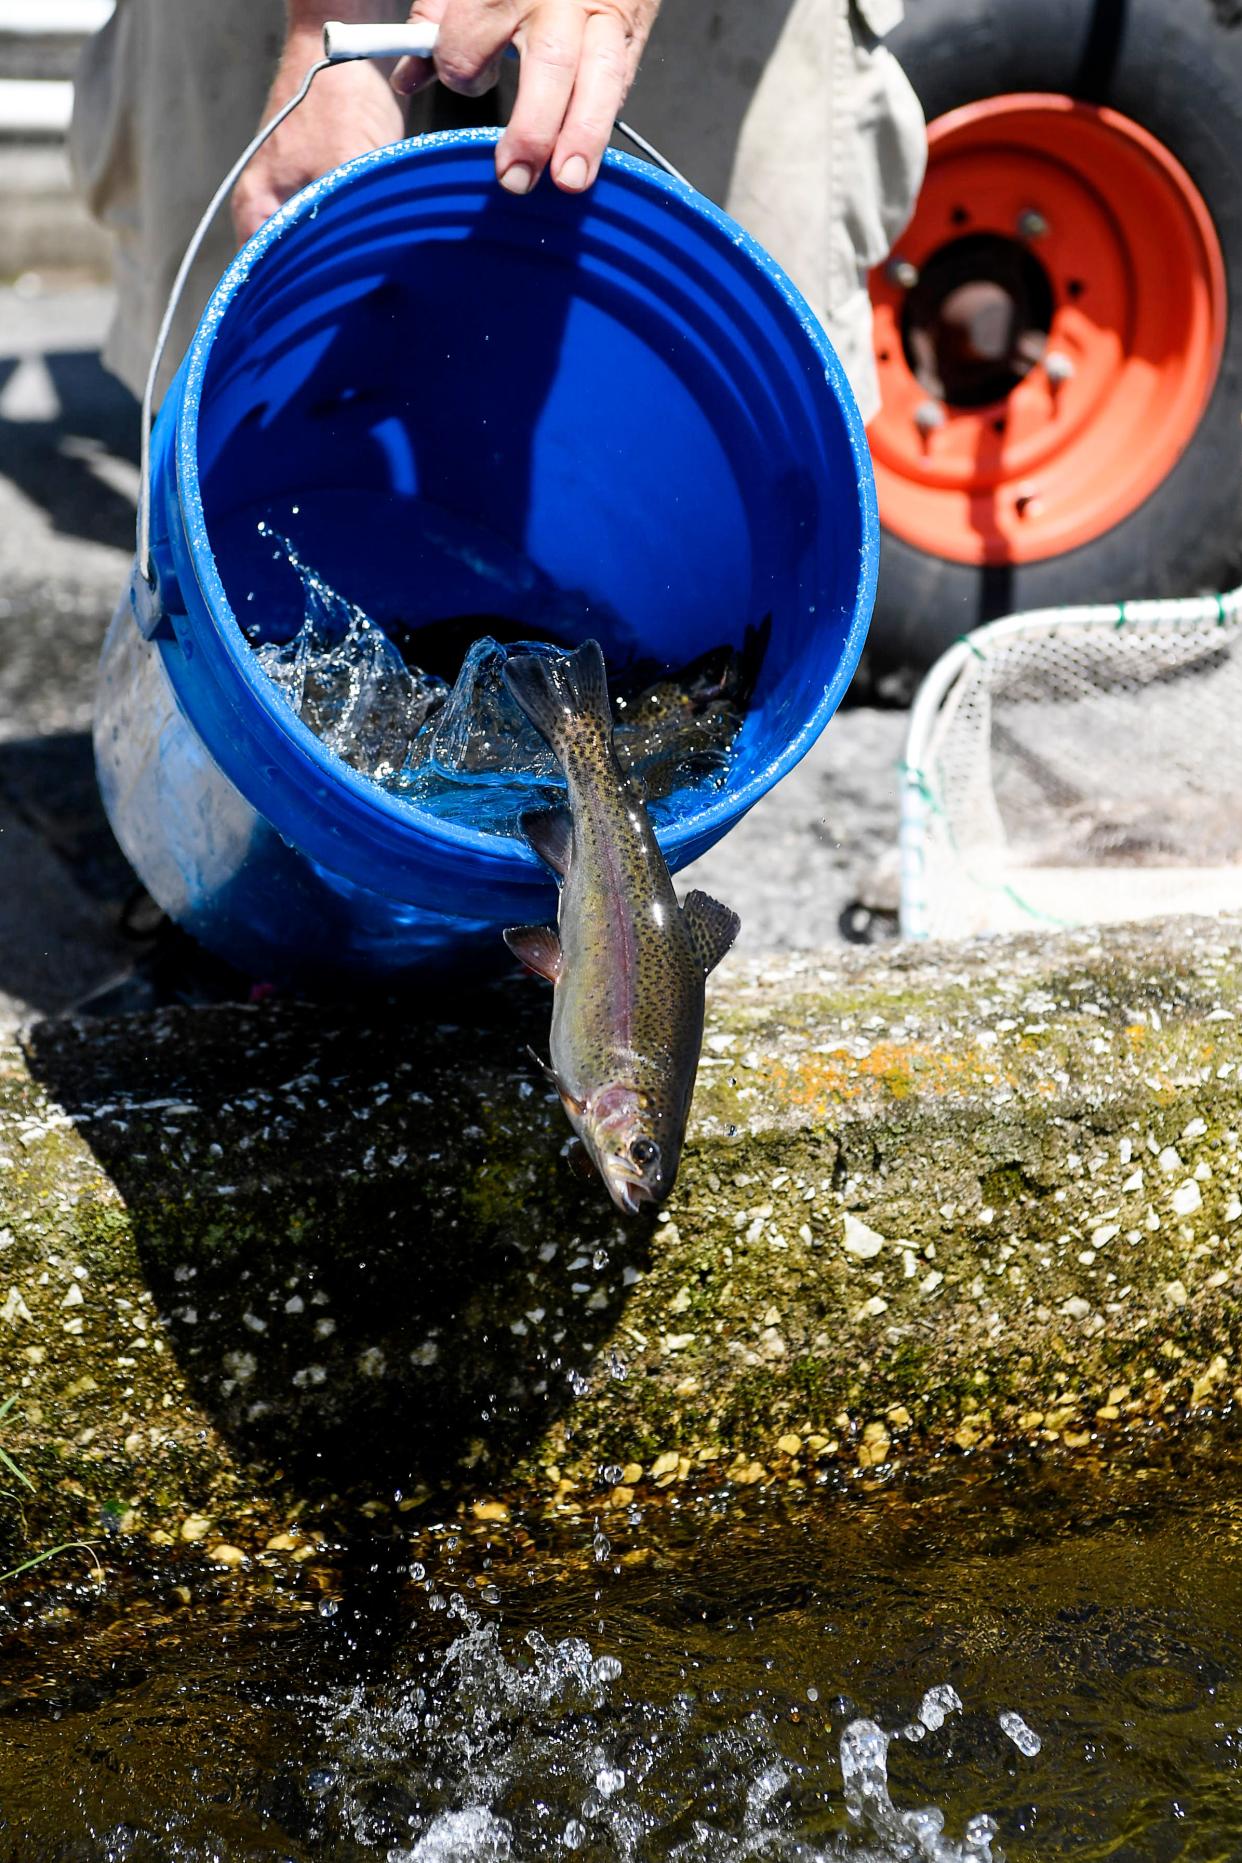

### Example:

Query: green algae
xmin=0 ymin=917 xmax=1238 ymax=1566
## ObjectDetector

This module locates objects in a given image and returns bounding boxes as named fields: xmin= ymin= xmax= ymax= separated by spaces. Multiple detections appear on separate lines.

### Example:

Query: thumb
xmin=393 ymin=0 xmax=452 ymax=95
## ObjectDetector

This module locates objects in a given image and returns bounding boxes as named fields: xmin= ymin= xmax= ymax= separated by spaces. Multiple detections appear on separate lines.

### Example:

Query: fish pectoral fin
xmin=519 ymin=806 xmax=574 ymax=879
xmin=504 ymin=922 xmax=563 ymax=983
xmin=681 ymin=888 xmax=741 ymax=974
xmin=524 ymin=1045 xmax=586 ymax=1116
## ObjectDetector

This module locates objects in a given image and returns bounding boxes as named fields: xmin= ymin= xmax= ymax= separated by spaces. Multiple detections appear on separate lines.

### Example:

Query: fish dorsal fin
xmin=681 ymin=889 xmax=741 ymax=974
xmin=504 ymin=923 xmax=563 ymax=983
xmin=520 ymin=806 xmax=573 ymax=879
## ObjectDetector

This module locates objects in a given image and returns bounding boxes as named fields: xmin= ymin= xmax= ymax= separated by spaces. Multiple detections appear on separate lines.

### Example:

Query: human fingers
xmin=495 ymin=0 xmax=586 ymax=194
xmin=234 ymin=54 xmax=404 ymax=244
xmin=392 ymin=0 xmax=454 ymax=96
xmin=421 ymin=0 xmax=518 ymax=99
xmin=548 ymin=8 xmax=628 ymax=192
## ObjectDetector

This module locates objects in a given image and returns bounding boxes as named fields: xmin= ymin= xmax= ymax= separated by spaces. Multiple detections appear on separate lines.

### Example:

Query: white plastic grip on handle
xmin=322 ymin=20 xmax=440 ymax=61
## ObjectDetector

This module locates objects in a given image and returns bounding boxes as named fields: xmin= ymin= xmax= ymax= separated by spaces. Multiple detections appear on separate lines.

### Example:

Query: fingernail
xmin=556 ymin=154 xmax=589 ymax=192
xmin=499 ymin=162 xmax=534 ymax=195
xmin=391 ymin=56 xmax=415 ymax=93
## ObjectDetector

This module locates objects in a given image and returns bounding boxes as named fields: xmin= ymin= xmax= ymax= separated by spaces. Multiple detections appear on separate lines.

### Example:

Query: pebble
xmin=842 ymin=1214 xmax=886 ymax=1258
xmin=857 ymin=1422 xmax=890 ymax=1467
xmin=1172 ymin=1181 xmax=1202 ymax=1217
xmin=206 ymin=1543 xmax=246 ymax=1566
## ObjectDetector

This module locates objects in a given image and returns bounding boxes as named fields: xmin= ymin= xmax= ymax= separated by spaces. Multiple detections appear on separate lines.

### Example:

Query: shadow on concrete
xmin=0 ymin=348 xmax=139 ymax=553
xmin=23 ymin=989 xmax=650 ymax=1505
xmin=0 ymin=727 xmax=129 ymax=906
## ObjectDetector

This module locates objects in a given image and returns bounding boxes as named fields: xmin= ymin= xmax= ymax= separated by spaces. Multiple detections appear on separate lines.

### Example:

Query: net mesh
xmin=901 ymin=603 xmax=1242 ymax=940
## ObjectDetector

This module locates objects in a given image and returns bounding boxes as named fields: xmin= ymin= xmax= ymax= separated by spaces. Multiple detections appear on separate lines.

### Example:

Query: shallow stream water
xmin=1 ymin=1444 xmax=1239 ymax=1860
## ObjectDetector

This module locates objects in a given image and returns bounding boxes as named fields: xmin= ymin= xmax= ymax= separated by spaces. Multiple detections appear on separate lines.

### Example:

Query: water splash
xmin=318 ymin=1619 xmax=1023 ymax=1863
xmin=251 ymin=527 xmax=447 ymax=780
xmin=839 ymin=1714 xmax=1002 ymax=1862
xmin=247 ymin=533 xmax=755 ymax=837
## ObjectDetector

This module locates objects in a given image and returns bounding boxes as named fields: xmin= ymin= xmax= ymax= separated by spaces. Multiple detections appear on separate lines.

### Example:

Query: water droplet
xmin=839 ymin=1718 xmax=890 ymax=1818
xmin=917 ymin=1682 xmax=963 ymax=1731
xmin=594 ymin=1766 xmax=625 ymax=1797
xmin=964 ymin=1810 xmax=1000 ymax=1857
xmin=563 ymin=1819 xmax=587 ymax=1849
xmin=998 ymin=1708 xmax=1042 ymax=1756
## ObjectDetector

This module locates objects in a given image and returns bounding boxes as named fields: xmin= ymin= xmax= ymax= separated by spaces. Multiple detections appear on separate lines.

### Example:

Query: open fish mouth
xmin=602 ymin=1158 xmax=660 ymax=1215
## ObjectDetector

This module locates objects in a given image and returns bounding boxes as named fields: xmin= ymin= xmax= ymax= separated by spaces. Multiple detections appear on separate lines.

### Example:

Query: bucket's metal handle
xmin=136 ymin=20 xmax=689 ymax=602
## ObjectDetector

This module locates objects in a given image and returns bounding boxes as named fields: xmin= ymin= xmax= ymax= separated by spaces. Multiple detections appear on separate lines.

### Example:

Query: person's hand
xmin=232 ymin=26 xmax=407 ymax=244
xmin=392 ymin=0 xmax=661 ymax=196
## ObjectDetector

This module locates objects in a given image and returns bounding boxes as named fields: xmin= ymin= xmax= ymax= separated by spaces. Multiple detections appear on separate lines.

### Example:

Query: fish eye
xmin=630 ymin=1137 xmax=660 ymax=1170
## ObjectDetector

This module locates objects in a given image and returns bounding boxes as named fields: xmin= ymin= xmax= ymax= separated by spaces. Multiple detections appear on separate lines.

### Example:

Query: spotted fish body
xmin=502 ymin=641 xmax=740 ymax=1214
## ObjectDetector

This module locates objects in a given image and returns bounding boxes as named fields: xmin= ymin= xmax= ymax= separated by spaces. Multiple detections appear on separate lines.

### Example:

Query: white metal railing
xmin=0 ymin=77 xmax=72 ymax=131
xmin=0 ymin=1 xmax=112 ymax=32
xmin=0 ymin=0 xmax=113 ymax=135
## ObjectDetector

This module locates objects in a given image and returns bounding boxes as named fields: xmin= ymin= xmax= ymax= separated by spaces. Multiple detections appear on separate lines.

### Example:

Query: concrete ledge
xmin=1 ymin=916 xmax=1240 ymax=1553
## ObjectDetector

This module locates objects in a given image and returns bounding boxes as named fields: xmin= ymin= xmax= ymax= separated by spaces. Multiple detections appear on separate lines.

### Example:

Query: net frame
xmin=899 ymin=587 xmax=1242 ymax=942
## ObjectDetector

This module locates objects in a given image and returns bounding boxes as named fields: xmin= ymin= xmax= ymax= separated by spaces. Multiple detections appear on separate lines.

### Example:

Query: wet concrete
xmin=1 ymin=915 xmax=1239 ymax=1563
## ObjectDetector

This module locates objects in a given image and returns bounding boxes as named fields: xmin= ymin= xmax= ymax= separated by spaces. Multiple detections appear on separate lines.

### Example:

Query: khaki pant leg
xmin=70 ymin=0 xmax=285 ymax=401
xmin=626 ymin=0 xmax=926 ymax=421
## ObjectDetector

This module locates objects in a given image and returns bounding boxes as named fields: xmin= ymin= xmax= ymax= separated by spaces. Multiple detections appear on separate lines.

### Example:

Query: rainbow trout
xmin=502 ymin=640 xmax=739 ymax=1215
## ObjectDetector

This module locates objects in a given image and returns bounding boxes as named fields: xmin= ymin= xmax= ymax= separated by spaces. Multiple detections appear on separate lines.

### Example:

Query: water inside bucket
xmin=242 ymin=515 xmax=765 ymax=838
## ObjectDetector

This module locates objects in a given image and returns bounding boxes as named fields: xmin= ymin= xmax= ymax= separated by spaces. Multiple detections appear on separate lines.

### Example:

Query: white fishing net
xmin=899 ymin=591 xmax=1242 ymax=940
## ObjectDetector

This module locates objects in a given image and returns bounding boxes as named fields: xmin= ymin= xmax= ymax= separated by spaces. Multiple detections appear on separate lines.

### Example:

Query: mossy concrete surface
xmin=1 ymin=916 xmax=1240 ymax=1556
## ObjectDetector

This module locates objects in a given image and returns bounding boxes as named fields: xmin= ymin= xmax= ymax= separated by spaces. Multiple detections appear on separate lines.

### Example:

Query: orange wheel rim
xmin=869 ymin=94 xmax=1228 ymax=566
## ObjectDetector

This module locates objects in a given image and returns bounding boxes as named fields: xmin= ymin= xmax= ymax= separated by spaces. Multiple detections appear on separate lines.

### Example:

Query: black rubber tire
xmin=866 ymin=0 xmax=1242 ymax=680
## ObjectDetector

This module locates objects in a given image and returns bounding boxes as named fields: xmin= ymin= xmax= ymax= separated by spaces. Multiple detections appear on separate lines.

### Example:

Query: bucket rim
xmin=175 ymin=129 xmax=878 ymax=878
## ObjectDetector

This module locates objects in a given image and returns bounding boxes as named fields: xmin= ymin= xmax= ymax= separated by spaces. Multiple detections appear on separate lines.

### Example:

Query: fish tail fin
xmin=503 ymin=639 xmax=613 ymax=754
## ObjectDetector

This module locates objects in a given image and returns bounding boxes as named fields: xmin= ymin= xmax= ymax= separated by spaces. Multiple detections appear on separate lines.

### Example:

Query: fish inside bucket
xmin=241 ymin=511 xmax=771 ymax=838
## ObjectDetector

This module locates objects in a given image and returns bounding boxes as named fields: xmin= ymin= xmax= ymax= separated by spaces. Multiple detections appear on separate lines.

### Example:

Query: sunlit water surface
xmin=0 ymin=1446 xmax=1239 ymax=1861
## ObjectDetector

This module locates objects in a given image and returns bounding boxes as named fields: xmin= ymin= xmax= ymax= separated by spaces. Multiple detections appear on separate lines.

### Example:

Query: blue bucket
xmin=95 ymin=130 xmax=877 ymax=987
